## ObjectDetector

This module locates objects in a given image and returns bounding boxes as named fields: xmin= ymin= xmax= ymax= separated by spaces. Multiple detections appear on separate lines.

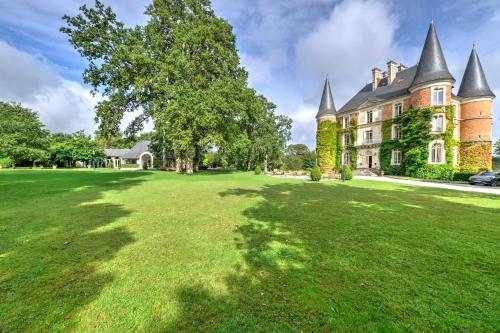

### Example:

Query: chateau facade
xmin=315 ymin=22 xmax=495 ymax=179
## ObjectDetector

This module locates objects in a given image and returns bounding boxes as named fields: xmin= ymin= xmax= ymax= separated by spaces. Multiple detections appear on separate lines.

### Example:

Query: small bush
xmin=0 ymin=157 xmax=12 ymax=168
xmin=310 ymin=166 xmax=322 ymax=181
xmin=122 ymin=164 xmax=140 ymax=169
xmin=143 ymin=163 xmax=148 ymax=170
xmin=453 ymin=172 xmax=476 ymax=182
xmin=342 ymin=166 xmax=353 ymax=180
xmin=254 ymin=165 xmax=262 ymax=175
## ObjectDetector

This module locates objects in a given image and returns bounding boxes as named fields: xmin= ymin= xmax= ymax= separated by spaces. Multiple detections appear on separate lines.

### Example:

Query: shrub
xmin=310 ymin=166 xmax=322 ymax=181
xmin=342 ymin=166 xmax=353 ymax=180
xmin=143 ymin=163 xmax=148 ymax=170
xmin=453 ymin=172 xmax=476 ymax=182
xmin=122 ymin=164 xmax=140 ymax=169
xmin=0 ymin=157 xmax=12 ymax=168
xmin=254 ymin=165 xmax=262 ymax=175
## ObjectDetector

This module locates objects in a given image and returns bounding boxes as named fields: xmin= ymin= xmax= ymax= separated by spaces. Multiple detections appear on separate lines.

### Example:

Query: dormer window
xmin=431 ymin=87 xmax=444 ymax=106
xmin=431 ymin=114 xmax=444 ymax=132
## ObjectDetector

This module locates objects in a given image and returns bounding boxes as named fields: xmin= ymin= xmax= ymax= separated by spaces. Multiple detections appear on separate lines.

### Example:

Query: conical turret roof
xmin=412 ymin=22 xmax=454 ymax=87
xmin=457 ymin=46 xmax=495 ymax=98
xmin=316 ymin=78 xmax=336 ymax=118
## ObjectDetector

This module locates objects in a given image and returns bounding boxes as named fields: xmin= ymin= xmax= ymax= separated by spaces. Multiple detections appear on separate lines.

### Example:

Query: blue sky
xmin=0 ymin=0 xmax=499 ymax=148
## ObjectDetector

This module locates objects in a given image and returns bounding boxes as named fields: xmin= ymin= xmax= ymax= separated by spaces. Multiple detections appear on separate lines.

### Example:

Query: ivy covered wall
xmin=316 ymin=120 xmax=337 ymax=172
xmin=380 ymin=119 xmax=403 ymax=175
xmin=380 ymin=106 xmax=456 ymax=180
xmin=347 ymin=119 xmax=357 ymax=168
xmin=459 ymin=142 xmax=492 ymax=172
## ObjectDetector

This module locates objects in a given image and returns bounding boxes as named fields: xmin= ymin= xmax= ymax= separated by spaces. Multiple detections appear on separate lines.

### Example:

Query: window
xmin=343 ymin=117 xmax=350 ymax=128
xmin=364 ymin=130 xmax=373 ymax=144
xmin=367 ymin=110 xmax=373 ymax=123
xmin=343 ymin=152 xmax=350 ymax=165
xmin=431 ymin=114 xmax=444 ymax=132
xmin=343 ymin=133 xmax=350 ymax=146
xmin=430 ymin=141 xmax=444 ymax=164
xmin=392 ymin=125 xmax=401 ymax=140
xmin=453 ymin=104 xmax=458 ymax=119
xmin=392 ymin=149 xmax=402 ymax=165
xmin=394 ymin=102 xmax=403 ymax=117
xmin=431 ymin=87 xmax=444 ymax=106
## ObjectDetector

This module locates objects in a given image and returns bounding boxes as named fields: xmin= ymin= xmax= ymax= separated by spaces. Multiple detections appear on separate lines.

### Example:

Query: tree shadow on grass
xmin=154 ymin=181 xmax=499 ymax=332
xmin=0 ymin=170 xmax=151 ymax=331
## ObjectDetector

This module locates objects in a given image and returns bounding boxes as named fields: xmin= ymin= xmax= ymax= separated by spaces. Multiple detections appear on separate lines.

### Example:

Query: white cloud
xmin=292 ymin=0 xmax=401 ymax=147
xmin=295 ymin=0 xmax=400 ymax=102
xmin=0 ymin=40 xmax=97 ymax=134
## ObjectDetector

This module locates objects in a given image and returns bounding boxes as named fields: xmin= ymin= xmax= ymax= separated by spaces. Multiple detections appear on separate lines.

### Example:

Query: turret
xmin=316 ymin=78 xmax=337 ymax=124
xmin=458 ymin=46 xmax=495 ymax=171
xmin=410 ymin=22 xmax=455 ymax=109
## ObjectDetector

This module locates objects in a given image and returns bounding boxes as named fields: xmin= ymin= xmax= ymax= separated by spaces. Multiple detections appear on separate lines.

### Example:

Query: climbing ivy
xmin=380 ymin=118 xmax=403 ymax=174
xmin=316 ymin=120 xmax=337 ymax=172
xmin=380 ymin=105 xmax=456 ymax=180
xmin=335 ymin=121 xmax=342 ymax=171
xmin=347 ymin=119 xmax=357 ymax=169
xmin=459 ymin=142 xmax=492 ymax=172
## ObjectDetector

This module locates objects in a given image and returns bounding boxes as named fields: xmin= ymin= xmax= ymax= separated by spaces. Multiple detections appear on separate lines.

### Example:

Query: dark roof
xmin=412 ymin=22 xmax=454 ymax=87
xmin=104 ymin=148 xmax=129 ymax=158
xmin=122 ymin=140 xmax=152 ymax=159
xmin=457 ymin=47 xmax=495 ymax=98
xmin=338 ymin=66 xmax=417 ymax=113
xmin=316 ymin=78 xmax=336 ymax=118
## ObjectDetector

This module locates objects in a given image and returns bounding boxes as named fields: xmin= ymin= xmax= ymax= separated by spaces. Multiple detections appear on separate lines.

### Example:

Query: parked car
xmin=468 ymin=172 xmax=500 ymax=186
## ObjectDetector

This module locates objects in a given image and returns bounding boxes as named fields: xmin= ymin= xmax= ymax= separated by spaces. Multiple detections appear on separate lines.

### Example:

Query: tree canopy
xmin=61 ymin=0 xmax=291 ymax=172
xmin=0 ymin=102 xmax=50 ymax=167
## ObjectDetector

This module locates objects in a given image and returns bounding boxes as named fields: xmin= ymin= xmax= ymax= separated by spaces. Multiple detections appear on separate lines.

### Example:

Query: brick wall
xmin=460 ymin=100 xmax=492 ymax=142
xmin=410 ymin=87 xmax=431 ymax=109
xmin=382 ymin=104 xmax=392 ymax=120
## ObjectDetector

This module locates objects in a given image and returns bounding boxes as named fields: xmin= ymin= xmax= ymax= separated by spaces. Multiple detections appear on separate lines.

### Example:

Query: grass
xmin=0 ymin=169 xmax=499 ymax=332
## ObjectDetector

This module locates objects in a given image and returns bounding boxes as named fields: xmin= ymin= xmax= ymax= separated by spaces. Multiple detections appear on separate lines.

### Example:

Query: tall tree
xmin=248 ymin=97 xmax=292 ymax=173
xmin=50 ymin=130 xmax=105 ymax=167
xmin=62 ymin=0 xmax=256 ymax=174
xmin=494 ymin=139 xmax=500 ymax=156
xmin=0 ymin=102 xmax=49 ymax=167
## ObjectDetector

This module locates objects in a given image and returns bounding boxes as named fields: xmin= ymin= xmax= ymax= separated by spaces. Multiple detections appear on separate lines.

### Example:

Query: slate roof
xmin=316 ymin=78 xmax=336 ymax=118
xmin=411 ymin=22 xmax=454 ymax=87
xmin=336 ymin=22 xmax=461 ymax=114
xmin=457 ymin=47 xmax=495 ymax=98
xmin=338 ymin=65 xmax=417 ymax=113
xmin=104 ymin=148 xmax=129 ymax=158
xmin=121 ymin=140 xmax=152 ymax=159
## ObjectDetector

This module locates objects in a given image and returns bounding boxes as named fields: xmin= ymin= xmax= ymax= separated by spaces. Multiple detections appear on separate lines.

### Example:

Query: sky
xmin=0 ymin=0 xmax=499 ymax=148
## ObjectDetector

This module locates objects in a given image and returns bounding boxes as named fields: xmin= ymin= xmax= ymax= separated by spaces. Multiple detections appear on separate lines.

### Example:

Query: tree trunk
xmin=175 ymin=157 xmax=182 ymax=173
xmin=246 ymin=160 xmax=251 ymax=171
xmin=185 ymin=158 xmax=194 ymax=174
xmin=264 ymin=154 xmax=269 ymax=174
xmin=162 ymin=151 xmax=167 ymax=168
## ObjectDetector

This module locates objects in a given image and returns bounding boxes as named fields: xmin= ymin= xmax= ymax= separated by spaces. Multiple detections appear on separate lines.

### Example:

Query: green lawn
xmin=0 ymin=170 xmax=499 ymax=332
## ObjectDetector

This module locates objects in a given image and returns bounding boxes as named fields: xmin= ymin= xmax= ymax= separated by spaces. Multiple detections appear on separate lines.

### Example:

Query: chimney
xmin=372 ymin=67 xmax=381 ymax=91
xmin=387 ymin=60 xmax=397 ymax=83
xmin=398 ymin=63 xmax=407 ymax=72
